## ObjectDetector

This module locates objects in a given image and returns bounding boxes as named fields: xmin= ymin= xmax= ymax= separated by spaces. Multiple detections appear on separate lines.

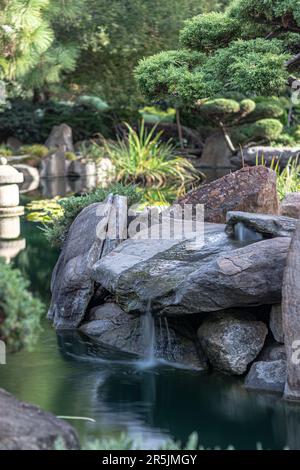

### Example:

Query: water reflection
xmin=55 ymin=330 xmax=300 ymax=449
xmin=0 ymin=215 xmax=26 ymax=263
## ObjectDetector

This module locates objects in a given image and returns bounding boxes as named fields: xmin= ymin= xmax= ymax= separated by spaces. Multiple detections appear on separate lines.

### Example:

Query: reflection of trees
xmin=13 ymin=220 xmax=59 ymax=301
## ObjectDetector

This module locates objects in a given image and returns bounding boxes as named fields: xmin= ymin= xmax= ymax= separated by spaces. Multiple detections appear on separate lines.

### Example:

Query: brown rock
xmin=281 ymin=193 xmax=300 ymax=219
xmin=282 ymin=218 xmax=300 ymax=402
xmin=178 ymin=166 xmax=279 ymax=223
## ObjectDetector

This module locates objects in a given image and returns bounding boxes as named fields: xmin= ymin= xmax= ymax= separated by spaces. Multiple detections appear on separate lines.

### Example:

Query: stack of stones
xmin=0 ymin=157 xmax=25 ymax=263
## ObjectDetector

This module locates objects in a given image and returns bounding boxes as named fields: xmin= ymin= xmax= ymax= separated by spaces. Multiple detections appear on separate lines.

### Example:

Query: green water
xmin=1 ymin=218 xmax=300 ymax=450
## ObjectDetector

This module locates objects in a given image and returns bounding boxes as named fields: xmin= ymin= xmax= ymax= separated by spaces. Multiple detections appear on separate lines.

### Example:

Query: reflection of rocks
xmin=15 ymin=164 xmax=40 ymax=193
xmin=197 ymin=312 xmax=267 ymax=375
xmin=80 ymin=303 xmax=207 ymax=370
xmin=0 ymin=388 xmax=79 ymax=450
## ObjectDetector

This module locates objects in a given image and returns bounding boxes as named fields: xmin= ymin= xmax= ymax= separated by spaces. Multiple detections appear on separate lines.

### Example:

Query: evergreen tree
xmin=135 ymin=1 xmax=300 ymax=107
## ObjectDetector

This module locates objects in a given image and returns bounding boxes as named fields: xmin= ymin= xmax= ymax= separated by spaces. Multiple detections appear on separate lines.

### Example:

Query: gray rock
xmin=245 ymin=360 xmax=287 ymax=394
xmin=231 ymin=146 xmax=300 ymax=168
xmin=48 ymin=195 xmax=127 ymax=329
xmin=0 ymin=388 xmax=79 ymax=450
xmin=80 ymin=303 xmax=207 ymax=370
xmin=40 ymin=150 xmax=66 ymax=178
xmin=270 ymin=304 xmax=284 ymax=344
xmin=282 ymin=219 xmax=300 ymax=401
xmin=45 ymin=123 xmax=74 ymax=152
xmin=92 ymin=228 xmax=290 ymax=316
xmin=281 ymin=192 xmax=300 ymax=219
xmin=199 ymin=132 xmax=232 ymax=168
xmin=197 ymin=312 xmax=268 ymax=375
xmin=258 ymin=342 xmax=286 ymax=362
xmin=226 ymin=211 xmax=297 ymax=238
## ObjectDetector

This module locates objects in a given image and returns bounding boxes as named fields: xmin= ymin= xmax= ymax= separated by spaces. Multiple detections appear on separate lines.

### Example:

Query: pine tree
xmin=135 ymin=1 xmax=300 ymax=105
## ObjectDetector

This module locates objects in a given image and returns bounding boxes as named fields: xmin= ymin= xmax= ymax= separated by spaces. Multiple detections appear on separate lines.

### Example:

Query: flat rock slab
xmin=177 ymin=166 xmax=279 ymax=223
xmin=245 ymin=360 xmax=287 ymax=394
xmin=0 ymin=388 xmax=79 ymax=450
xmin=92 ymin=226 xmax=290 ymax=316
xmin=226 ymin=211 xmax=297 ymax=238
xmin=197 ymin=312 xmax=268 ymax=375
xmin=80 ymin=303 xmax=207 ymax=370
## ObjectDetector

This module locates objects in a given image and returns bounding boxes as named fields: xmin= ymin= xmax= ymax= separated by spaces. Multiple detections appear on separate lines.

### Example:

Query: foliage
xmin=140 ymin=106 xmax=176 ymax=124
xmin=0 ymin=98 xmax=114 ymax=143
xmin=0 ymin=260 xmax=44 ymax=352
xmin=40 ymin=183 xmax=140 ymax=248
xmin=273 ymin=158 xmax=300 ymax=199
xmin=135 ymin=1 xmax=300 ymax=107
xmin=26 ymin=197 xmax=63 ymax=223
xmin=65 ymin=0 xmax=228 ymax=107
xmin=0 ymin=144 xmax=12 ymax=156
xmin=0 ymin=0 xmax=84 ymax=91
xmin=20 ymin=144 xmax=49 ymax=158
xmin=99 ymin=122 xmax=199 ymax=186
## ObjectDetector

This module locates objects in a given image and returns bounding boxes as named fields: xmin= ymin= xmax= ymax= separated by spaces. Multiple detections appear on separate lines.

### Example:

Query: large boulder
xmin=40 ymin=150 xmax=66 ymax=178
xmin=80 ymin=303 xmax=207 ymax=370
xmin=281 ymin=193 xmax=300 ymax=219
xmin=199 ymin=133 xmax=232 ymax=168
xmin=0 ymin=388 xmax=79 ymax=450
xmin=48 ymin=195 xmax=127 ymax=329
xmin=197 ymin=312 xmax=268 ymax=375
xmin=231 ymin=147 xmax=300 ymax=168
xmin=45 ymin=123 xmax=74 ymax=152
xmin=270 ymin=304 xmax=284 ymax=344
xmin=282 ymin=219 xmax=300 ymax=402
xmin=245 ymin=360 xmax=286 ymax=394
xmin=177 ymin=166 xmax=279 ymax=223
xmin=226 ymin=211 xmax=297 ymax=239
xmin=92 ymin=230 xmax=290 ymax=316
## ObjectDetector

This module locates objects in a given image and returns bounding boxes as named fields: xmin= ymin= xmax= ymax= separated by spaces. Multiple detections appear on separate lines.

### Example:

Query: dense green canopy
xmin=135 ymin=0 xmax=300 ymax=105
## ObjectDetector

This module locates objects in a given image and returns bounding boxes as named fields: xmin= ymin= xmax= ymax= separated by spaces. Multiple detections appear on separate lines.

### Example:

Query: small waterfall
xmin=164 ymin=317 xmax=172 ymax=360
xmin=139 ymin=299 xmax=157 ymax=367
xmin=234 ymin=222 xmax=263 ymax=242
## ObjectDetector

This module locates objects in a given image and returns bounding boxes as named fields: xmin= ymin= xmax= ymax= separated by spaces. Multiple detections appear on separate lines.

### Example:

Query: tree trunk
xmin=283 ymin=218 xmax=300 ymax=401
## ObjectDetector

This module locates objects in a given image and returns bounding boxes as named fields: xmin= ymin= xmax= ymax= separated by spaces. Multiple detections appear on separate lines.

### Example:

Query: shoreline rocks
xmin=245 ymin=360 xmax=287 ymax=394
xmin=197 ymin=312 xmax=268 ymax=375
xmin=0 ymin=388 xmax=79 ymax=450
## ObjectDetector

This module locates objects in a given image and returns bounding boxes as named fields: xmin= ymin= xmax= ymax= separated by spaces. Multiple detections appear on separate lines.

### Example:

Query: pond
xmin=1 ymin=182 xmax=300 ymax=450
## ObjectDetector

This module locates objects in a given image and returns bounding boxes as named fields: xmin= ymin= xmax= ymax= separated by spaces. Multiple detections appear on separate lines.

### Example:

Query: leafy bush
xmin=0 ymin=261 xmax=44 ymax=352
xmin=41 ymin=183 xmax=141 ymax=248
xmin=20 ymin=144 xmax=50 ymax=158
xmin=99 ymin=122 xmax=198 ymax=186
xmin=275 ymin=159 xmax=300 ymax=200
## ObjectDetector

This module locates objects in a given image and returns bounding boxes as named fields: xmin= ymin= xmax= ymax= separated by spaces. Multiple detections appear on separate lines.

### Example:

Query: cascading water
xmin=234 ymin=222 xmax=263 ymax=242
xmin=139 ymin=299 xmax=157 ymax=368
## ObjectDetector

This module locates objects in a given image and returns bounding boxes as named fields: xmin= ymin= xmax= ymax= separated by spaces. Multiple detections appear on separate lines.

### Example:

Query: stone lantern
xmin=0 ymin=157 xmax=26 ymax=263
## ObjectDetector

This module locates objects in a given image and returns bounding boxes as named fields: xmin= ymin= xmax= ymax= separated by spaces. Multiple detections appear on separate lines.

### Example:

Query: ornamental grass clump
xmin=99 ymin=122 xmax=198 ymax=186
